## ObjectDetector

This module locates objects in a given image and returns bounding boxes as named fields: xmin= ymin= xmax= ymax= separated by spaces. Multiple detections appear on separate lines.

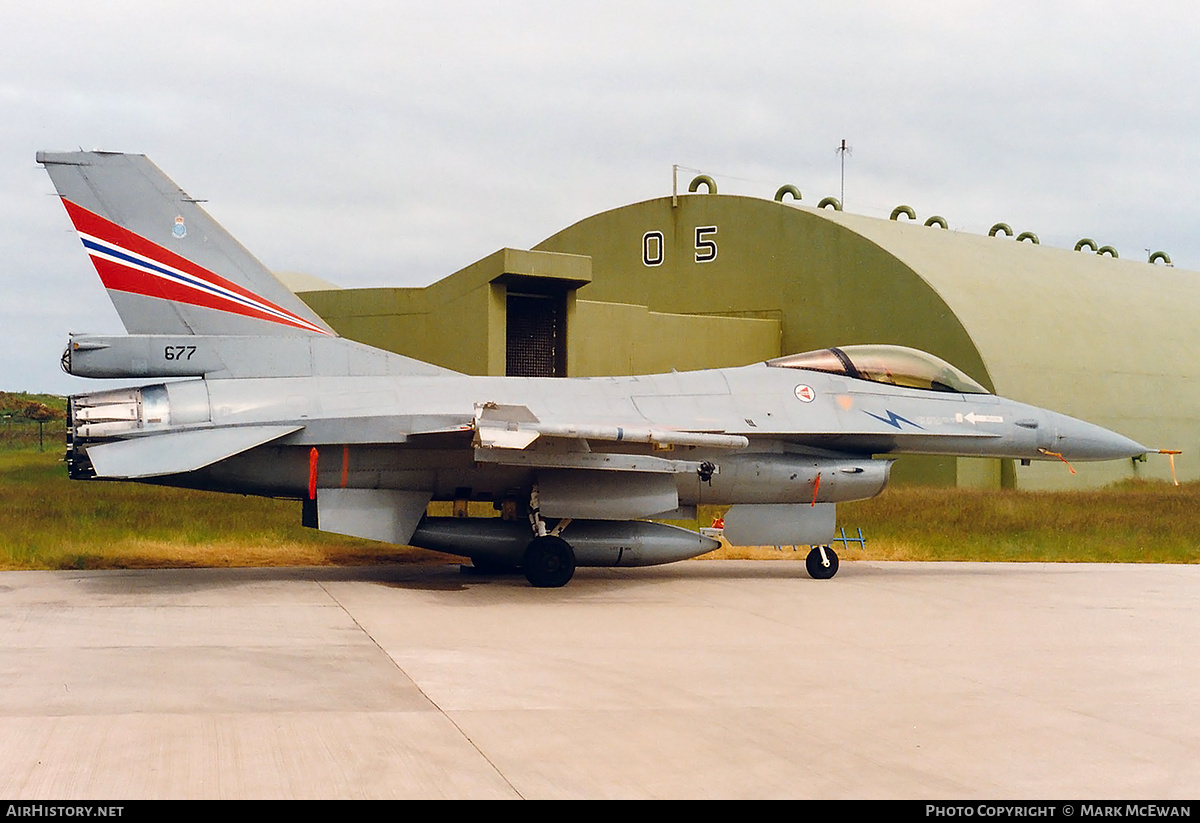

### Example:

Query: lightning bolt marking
xmin=863 ymin=410 xmax=925 ymax=430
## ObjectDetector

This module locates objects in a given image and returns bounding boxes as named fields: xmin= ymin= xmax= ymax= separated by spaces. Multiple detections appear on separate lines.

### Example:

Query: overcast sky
xmin=3 ymin=1 xmax=1198 ymax=393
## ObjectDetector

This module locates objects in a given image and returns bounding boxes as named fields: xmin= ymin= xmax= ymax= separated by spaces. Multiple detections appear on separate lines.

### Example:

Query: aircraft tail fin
xmin=38 ymin=150 xmax=335 ymax=338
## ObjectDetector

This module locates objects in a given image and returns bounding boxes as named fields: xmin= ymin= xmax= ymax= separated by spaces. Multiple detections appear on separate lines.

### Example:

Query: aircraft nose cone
xmin=1048 ymin=413 xmax=1148 ymax=461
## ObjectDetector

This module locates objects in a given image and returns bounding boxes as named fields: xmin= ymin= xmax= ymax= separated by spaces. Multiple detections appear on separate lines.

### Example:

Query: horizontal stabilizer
xmin=86 ymin=425 xmax=302 ymax=479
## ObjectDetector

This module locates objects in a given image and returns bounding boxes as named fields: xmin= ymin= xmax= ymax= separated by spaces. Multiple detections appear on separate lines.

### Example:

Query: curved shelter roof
xmin=534 ymin=193 xmax=1198 ymax=488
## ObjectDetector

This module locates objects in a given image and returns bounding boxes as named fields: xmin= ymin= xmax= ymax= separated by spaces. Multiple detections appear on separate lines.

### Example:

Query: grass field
xmin=2 ymin=447 xmax=1196 ymax=570
xmin=0 ymin=449 xmax=453 ymax=570
xmin=705 ymin=481 xmax=1200 ymax=563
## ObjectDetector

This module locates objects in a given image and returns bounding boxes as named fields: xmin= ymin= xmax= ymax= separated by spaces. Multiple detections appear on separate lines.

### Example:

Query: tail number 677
xmin=164 ymin=345 xmax=197 ymax=361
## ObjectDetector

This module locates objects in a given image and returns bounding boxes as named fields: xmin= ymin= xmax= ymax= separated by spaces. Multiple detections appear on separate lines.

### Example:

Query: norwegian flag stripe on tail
xmin=61 ymin=198 xmax=332 ymax=336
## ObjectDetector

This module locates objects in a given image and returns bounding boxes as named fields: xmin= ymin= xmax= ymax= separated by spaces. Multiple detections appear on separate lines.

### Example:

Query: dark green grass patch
xmin=0 ymin=450 xmax=454 ymax=569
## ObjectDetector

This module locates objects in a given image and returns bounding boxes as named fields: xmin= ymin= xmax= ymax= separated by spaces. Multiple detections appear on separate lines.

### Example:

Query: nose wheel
xmin=805 ymin=545 xmax=839 ymax=580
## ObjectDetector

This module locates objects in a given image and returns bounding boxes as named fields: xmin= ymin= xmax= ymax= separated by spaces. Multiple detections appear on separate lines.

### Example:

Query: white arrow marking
xmin=956 ymin=412 xmax=1005 ymax=425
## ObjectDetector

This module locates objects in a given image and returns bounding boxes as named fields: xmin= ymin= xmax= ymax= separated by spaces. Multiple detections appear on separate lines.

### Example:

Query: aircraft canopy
xmin=767 ymin=345 xmax=990 ymax=395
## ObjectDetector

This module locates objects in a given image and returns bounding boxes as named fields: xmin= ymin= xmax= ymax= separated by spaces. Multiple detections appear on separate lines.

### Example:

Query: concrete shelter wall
xmin=534 ymin=194 xmax=992 ymax=389
xmin=302 ymin=282 xmax=495 ymax=375
xmin=568 ymin=300 xmax=780 ymax=377
xmin=301 ymin=248 xmax=589 ymax=376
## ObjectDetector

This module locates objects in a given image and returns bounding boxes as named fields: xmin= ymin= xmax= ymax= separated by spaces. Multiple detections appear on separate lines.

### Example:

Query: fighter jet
xmin=40 ymin=150 xmax=1150 ymax=586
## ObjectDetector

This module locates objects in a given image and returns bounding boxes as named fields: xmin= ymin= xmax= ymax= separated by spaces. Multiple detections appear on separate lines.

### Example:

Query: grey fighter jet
xmin=40 ymin=151 xmax=1149 ymax=586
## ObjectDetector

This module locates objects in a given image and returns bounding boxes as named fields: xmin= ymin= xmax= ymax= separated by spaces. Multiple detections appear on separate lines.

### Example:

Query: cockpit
xmin=766 ymin=345 xmax=990 ymax=394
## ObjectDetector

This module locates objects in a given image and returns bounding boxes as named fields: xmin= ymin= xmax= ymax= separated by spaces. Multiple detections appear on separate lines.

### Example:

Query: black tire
xmin=522 ymin=535 xmax=576 ymax=588
xmin=805 ymin=545 xmax=839 ymax=580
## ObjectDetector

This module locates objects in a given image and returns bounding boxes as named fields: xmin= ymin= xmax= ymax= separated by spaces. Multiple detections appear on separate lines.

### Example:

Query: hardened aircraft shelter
xmin=298 ymin=182 xmax=1199 ymax=490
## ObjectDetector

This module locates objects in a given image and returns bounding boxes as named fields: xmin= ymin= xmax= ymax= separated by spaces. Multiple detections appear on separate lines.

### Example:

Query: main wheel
xmin=522 ymin=535 xmax=577 ymax=588
xmin=805 ymin=545 xmax=839 ymax=580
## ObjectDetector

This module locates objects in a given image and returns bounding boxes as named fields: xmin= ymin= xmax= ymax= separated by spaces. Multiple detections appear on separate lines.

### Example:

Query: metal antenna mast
xmin=837 ymin=139 xmax=852 ymax=207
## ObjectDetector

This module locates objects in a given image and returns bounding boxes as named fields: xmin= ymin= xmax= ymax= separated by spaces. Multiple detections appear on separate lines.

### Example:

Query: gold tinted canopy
xmin=767 ymin=345 xmax=990 ymax=395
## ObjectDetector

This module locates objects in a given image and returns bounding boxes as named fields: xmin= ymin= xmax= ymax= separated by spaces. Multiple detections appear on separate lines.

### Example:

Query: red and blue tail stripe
xmin=61 ymin=198 xmax=332 ymax=335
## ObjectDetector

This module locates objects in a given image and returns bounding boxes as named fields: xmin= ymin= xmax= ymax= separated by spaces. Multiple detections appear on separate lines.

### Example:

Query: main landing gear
xmin=523 ymin=535 xmax=576 ymax=588
xmin=805 ymin=545 xmax=839 ymax=580
xmin=523 ymin=485 xmax=576 ymax=588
